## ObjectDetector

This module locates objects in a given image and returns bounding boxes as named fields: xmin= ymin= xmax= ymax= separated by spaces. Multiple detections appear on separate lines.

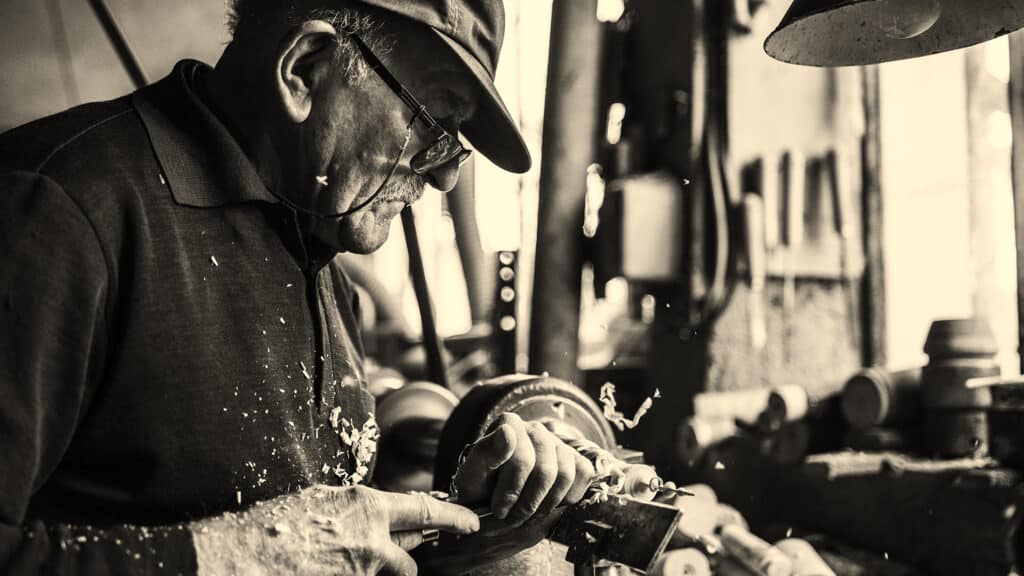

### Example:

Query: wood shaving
xmin=447 ymin=443 xmax=477 ymax=502
xmin=599 ymin=383 xmax=658 ymax=431
xmin=581 ymin=474 xmax=625 ymax=507
xmin=333 ymin=465 xmax=348 ymax=481
xmin=328 ymin=414 xmax=379 ymax=486
xmin=581 ymin=487 xmax=610 ymax=507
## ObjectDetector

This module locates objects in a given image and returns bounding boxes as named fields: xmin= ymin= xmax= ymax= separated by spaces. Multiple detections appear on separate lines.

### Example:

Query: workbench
xmin=703 ymin=442 xmax=1023 ymax=576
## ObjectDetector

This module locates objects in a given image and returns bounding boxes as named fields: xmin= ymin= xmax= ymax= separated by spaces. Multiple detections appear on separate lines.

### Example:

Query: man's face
xmin=290 ymin=20 xmax=479 ymax=254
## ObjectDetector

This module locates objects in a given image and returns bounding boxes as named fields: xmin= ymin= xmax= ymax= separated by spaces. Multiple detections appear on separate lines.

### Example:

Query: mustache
xmin=376 ymin=174 xmax=426 ymax=205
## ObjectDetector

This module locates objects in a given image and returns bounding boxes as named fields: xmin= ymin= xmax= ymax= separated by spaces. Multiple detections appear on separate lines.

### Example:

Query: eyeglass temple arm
xmin=350 ymin=34 xmax=441 ymax=131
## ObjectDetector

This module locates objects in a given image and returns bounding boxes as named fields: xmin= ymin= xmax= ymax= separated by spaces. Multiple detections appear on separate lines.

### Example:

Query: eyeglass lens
xmin=410 ymin=131 xmax=472 ymax=174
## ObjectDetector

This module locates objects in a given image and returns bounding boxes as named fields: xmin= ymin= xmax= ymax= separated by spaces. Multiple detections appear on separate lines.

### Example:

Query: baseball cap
xmin=357 ymin=0 xmax=532 ymax=174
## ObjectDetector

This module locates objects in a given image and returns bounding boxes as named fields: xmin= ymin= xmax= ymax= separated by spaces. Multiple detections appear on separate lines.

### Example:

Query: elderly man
xmin=0 ymin=0 xmax=595 ymax=573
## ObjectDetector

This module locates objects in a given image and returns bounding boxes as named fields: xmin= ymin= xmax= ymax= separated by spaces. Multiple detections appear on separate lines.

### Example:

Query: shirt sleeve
xmin=0 ymin=170 xmax=197 ymax=574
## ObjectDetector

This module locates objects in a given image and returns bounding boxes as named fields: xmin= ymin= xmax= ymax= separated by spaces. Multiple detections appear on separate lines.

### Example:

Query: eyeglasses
xmin=350 ymin=34 xmax=473 ymax=175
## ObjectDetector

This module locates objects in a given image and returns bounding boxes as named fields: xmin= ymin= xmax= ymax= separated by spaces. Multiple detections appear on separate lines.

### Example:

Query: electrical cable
xmin=701 ymin=114 xmax=731 ymax=326
xmin=690 ymin=0 xmax=739 ymax=333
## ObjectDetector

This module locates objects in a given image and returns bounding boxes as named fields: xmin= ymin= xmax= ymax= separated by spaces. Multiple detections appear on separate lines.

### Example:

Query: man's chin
xmin=314 ymin=211 xmax=394 ymax=254
xmin=343 ymin=233 xmax=389 ymax=254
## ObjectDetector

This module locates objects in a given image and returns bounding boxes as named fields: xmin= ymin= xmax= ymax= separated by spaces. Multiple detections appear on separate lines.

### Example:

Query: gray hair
xmin=226 ymin=1 xmax=393 ymax=84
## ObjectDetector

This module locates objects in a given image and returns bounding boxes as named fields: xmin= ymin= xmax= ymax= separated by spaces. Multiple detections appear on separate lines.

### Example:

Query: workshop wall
xmin=705 ymin=0 xmax=864 ymax=400
xmin=0 ymin=0 xmax=227 ymax=130
xmin=705 ymin=0 xmax=1019 ymax=398
xmin=879 ymin=49 xmax=974 ymax=371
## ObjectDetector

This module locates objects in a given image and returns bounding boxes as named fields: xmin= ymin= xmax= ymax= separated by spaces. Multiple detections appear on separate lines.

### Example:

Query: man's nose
xmin=423 ymin=159 xmax=463 ymax=193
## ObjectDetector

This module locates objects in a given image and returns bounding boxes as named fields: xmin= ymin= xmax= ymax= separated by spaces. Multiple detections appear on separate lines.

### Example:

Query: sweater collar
xmin=132 ymin=60 xmax=278 ymax=208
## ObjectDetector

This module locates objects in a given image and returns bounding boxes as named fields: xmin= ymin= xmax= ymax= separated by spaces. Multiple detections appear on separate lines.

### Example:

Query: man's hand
xmin=192 ymin=484 xmax=479 ymax=575
xmin=414 ymin=413 xmax=596 ymax=574
xmin=453 ymin=412 xmax=596 ymax=526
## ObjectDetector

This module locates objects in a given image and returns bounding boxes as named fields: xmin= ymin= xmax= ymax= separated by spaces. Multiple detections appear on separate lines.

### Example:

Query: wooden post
xmin=446 ymin=158 xmax=496 ymax=326
xmin=1008 ymin=31 xmax=1024 ymax=374
xmin=528 ymin=0 xmax=603 ymax=382
xmin=402 ymin=208 xmax=449 ymax=388
xmin=861 ymin=65 xmax=886 ymax=368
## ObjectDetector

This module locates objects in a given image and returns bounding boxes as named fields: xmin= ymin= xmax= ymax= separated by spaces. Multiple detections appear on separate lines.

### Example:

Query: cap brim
xmin=431 ymin=29 xmax=532 ymax=174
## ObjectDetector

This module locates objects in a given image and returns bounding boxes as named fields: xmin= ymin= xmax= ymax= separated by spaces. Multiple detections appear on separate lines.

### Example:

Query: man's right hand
xmin=191 ymin=485 xmax=479 ymax=575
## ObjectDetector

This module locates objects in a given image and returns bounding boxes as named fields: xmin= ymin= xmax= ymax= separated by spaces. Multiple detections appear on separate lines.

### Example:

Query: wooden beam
xmin=1009 ymin=31 xmax=1024 ymax=374
xmin=860 ymin=65 xmax=886 ymax=367
xmin=529 ymin=0 xmax=604 ymax=382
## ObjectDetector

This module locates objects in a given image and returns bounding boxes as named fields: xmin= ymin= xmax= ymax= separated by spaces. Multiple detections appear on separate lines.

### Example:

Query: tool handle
xmin=744 ymin=193 xmax=767 ymax=291
xmin=758 ymin=384 xmax=811 ymax=432
xmin=775 ymin=538 xmax=837 ymax=576
xmin=651 ymin=548 xmax=712 ymax=576
xmin=827 ymin=148 xmax=851 ymax=240
xmin=720 ymin=524 xmax=793 ymax=576
xmin=744 ymin=192 xmax=768 ymax=350
xmin=783 ymin=150 xmax=806 ymax=249
xmin=677 ymin=416 xmax=739 ymax=465
xmin=693 ymin=388 xmax=772 ymax=422
xmin=761 ymin=153 xmax=781 ymax=250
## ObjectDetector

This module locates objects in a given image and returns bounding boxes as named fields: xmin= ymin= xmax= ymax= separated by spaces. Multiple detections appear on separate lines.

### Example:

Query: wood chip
xmin=599 ymin=382 xmax=658 ymax=431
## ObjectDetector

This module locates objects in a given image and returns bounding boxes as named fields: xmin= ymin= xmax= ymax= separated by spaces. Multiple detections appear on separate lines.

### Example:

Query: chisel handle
xmin=743 ymin=193 xmax=767 ymax=350
xmin=783 ymin=150 xmax=806 ymax=250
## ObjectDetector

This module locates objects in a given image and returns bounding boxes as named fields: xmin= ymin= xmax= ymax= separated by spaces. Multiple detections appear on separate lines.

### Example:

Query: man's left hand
xmin=453 ymin=412 xmax=596 ymax=526
xmin=415 ymin=413 xmax=596 ymax=573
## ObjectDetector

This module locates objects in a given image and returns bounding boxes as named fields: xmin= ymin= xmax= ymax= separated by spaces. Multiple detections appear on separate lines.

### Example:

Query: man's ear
xmin=276 ymin=20 xmax=339 ymax=123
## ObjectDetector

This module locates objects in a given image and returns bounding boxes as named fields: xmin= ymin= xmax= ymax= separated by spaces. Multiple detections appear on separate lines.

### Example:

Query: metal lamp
xmin=764 ymin=0 xmax=1024 ymax=66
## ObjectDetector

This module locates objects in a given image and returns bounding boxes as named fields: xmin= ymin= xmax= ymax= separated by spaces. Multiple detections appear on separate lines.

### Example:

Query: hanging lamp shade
xmin=764 ymin=0 xmax=1024 ymax=66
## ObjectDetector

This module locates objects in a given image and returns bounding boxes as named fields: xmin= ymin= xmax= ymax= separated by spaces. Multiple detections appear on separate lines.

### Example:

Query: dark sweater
xmin=0 ymin=60 xmax=375 ymax=574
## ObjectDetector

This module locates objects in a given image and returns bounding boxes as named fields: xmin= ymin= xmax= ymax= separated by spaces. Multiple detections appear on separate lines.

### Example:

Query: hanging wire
xmin=87 ymin=0 xmax=149 ymax=88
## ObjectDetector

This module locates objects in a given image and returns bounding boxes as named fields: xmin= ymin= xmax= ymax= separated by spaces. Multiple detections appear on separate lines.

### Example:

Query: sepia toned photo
xmin=1 ymin=1 xmax=1023 ymax=574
